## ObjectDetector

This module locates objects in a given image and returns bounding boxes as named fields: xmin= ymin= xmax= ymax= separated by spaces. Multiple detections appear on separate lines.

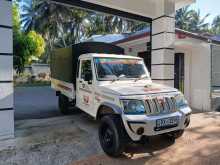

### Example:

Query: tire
xmin=99 ymin=115 xmax=129 ymax=157
xmin=58 ymin=94 xmax=72 ymax=115
xmin=166 ymin=130 xmax=184 ymax=139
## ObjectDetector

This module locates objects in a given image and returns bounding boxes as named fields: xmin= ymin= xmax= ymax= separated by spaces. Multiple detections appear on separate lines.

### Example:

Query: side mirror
xmin=84 ymin=72 xmax=92 ymax=84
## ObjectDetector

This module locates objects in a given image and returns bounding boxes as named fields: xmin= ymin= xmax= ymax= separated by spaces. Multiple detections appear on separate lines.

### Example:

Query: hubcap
xmin=102 ymin=127 xmax=114 ymax=148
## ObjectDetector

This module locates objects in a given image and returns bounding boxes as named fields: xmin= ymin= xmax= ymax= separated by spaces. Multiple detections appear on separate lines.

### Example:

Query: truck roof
xmin=79 ymin=53 xmax=142 ymax=59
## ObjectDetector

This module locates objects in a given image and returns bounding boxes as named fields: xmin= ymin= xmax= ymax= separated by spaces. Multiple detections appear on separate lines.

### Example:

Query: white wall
xmin=31 ymin=64 xmax=50 ymax=77
xmin=190 ymin=43 xmax=211 ymax=111
xmin=175 ymin=39 xmax=211 ymax=111
xmin=0 ymin=0 xmax=14 ymax=139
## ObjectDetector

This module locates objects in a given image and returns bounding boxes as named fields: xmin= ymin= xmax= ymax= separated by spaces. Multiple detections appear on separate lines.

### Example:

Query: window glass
xmin=81 ymin=60 xmax=92 ymax=80
xmin=94 ymin=57 xmax=150 ymax=81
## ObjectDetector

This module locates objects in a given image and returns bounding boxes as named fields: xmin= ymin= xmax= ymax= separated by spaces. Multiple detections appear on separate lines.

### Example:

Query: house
xmin=87 ymin=28 xmax=220 ymax=112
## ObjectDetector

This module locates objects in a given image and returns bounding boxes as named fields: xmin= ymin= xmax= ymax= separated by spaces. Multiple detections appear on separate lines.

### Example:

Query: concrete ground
xmin=11 ymin=87 xmax=220 ymax=164
xmin=14 ymin=86 xmax=62 ymax=120
xmin=0 ymin=112 xmax=219 ymax=165
xmin=72 ymin=112 xmax=220 ymax=165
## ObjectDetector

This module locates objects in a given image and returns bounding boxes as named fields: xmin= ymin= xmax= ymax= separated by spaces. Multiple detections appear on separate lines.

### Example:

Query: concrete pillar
xmin=0 ymin=0 xmax=14 ymax=139
xmin=151 ymin=0 xmax=175 ymax=87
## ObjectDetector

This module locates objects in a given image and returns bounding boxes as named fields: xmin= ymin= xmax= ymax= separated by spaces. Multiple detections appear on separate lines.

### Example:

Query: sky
xmin=190 ymin=0 xmax=220 ymax=24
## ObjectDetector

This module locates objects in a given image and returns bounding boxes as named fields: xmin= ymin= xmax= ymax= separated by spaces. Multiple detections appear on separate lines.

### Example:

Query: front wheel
xmin=99 ymin=115 xmax=129 ymax=157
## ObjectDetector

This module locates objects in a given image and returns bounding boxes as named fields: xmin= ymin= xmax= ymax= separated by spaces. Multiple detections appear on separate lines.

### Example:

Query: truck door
xmin=76 ymin=59 xmax=94 ymax=115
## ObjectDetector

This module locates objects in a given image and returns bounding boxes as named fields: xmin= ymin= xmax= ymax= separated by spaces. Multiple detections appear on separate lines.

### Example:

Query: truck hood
xmin=100 ymin=82 xmax=178 ymax=96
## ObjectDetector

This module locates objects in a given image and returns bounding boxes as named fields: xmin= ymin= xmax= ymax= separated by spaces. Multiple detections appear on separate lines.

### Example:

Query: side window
xmin=81 ymin=60 xmax=92 ymax=80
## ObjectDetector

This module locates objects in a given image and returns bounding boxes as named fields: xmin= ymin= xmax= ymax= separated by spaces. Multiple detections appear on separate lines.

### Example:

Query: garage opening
xmin=211 ymin=44 xmax=220 ymax=111
xmin=14 ymin=1 xmax=152 ymax=120
xmin=138 ymin=50 xmax=151 ymax=73
xmin=174 ymin=53 xmax=184 ymax=93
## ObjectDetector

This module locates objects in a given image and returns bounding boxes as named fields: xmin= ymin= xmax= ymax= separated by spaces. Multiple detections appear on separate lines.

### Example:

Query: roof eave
xmin=113 ymin=28 xmax=220 ymax=45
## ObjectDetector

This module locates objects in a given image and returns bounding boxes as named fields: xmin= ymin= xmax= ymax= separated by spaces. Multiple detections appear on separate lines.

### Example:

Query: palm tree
xmin=17 ymin=0 xmax=150 ymax=63
xmin=19 ymin=0 xmax=48 ymax=32
xmin=55 ymin=8 xmax=91 ymax=47
xmin=176 ymin=7 xmax=210 ymax=33
xmin=211 ymin=16 xmax=220 ymax=35
xmin=85 ymin=14 xmax=124 ymax=37
xmin=129 ymin=21 xmax=149 ymax=32
xmin=19 ymin=0 xmax=77 ymax=62
xmin=175 ymin=6 xmax=191 ymax=31
xmin=188 ymin=9 xmax=210 ymax=33
xmin=85 ymin=13 xmax=148 ymax=38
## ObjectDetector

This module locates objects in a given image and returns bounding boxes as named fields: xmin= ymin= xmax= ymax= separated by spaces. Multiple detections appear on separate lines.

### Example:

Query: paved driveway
xmin=0 ymin=112 xmax=219 ymax=165
xmin=14 ymin=86 xmax=62 ymax=120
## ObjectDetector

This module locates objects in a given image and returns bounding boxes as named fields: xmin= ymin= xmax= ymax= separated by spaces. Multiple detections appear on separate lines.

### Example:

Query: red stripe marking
xmin=57 ymin=84 xmax=72 ymax=92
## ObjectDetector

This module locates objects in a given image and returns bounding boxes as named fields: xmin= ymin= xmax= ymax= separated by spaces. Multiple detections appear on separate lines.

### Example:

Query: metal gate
xmin=211 ymin=44 xmax=220 ymax=111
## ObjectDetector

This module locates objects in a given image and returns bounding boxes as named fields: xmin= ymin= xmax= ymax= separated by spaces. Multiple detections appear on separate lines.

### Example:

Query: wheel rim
xmin=101 ymin=125 xmax=114 ymax=149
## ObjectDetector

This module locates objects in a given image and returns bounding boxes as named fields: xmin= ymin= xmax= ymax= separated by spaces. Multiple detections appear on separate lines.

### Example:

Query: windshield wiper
xmin=134 ymin=75 xmax=148 ymax=82
xmin=118 ymin=74 xmax=126 ymax=79
xmin=111 ymin=74 xmax=126 ymax=82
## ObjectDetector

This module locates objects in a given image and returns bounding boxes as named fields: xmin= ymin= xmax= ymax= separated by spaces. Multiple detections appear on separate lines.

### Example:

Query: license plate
xmin=155 ymin=117 xmax=179 ymax=131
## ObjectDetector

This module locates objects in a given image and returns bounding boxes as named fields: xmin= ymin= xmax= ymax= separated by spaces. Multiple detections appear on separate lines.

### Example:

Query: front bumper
xmin=122 ymin=107 xmax=191 ymax=141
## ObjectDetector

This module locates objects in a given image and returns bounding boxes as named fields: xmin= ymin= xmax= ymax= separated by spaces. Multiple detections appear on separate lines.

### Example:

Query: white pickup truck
xmin=51 ymin=42 xmax=191 ymax=157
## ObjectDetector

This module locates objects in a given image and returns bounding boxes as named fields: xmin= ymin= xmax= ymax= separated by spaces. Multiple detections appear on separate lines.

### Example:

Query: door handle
xmin=82 ymin=83 xmax=86 ymax=88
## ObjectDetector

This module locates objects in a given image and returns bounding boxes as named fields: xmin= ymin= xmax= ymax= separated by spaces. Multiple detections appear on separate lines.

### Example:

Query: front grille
xmin=145 ymin=97 xmax=176 ymax=115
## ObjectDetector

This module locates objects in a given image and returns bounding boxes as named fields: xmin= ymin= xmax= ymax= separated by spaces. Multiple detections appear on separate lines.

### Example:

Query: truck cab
xmin=76 ymin=53 xmax=153 ymax=118
xmin=51 ymin=43 xmax=191 ymax=157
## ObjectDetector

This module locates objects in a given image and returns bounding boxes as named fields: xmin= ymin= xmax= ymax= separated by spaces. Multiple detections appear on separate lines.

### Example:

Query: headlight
xmin=174 ymin=94 xmax=188 ymax=109
xmin=122 ymin=100 xmax=146 ymax=115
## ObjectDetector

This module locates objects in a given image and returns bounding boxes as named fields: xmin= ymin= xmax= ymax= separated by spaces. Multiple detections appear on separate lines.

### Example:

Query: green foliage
xmin=211 ymin=16 xmax=220 ymax=35
xmin=12 ymin=4 xmax=45 ymax=73
xmin=19 ymin=0 xmax=149 ymax=63
xmin=12 ymin=3 xmax=20 ymax=34
xmin=176 ymin=7 xmax=191 ymax=31
xmin=175 ymin=7 xmax=220 ymax=35
xmin=188 ymin=10 xmax=210 ymax=33
xmin=176 ymin=7 xmax=210 ymax=33
xmin=26 ymin=31 xmax=45 ymax=62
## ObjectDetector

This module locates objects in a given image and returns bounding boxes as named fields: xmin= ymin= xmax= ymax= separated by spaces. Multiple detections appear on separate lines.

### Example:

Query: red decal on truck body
xmin=144 ymin=88 xmax=161 ymax=92
xmin=83 ymin=95 xmax=90 ymax=104
xmin=57 ymin=84 xmax=72 ymax=92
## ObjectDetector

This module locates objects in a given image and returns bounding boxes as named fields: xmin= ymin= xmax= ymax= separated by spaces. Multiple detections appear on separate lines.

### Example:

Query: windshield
xmin=94 ymin=57 xmax=150 ymax=81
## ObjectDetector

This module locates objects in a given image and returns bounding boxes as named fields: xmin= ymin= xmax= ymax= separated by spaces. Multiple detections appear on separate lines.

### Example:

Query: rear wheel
xmin=99 ymin=115 xmax=129 ymax=157
xmin=58 ymin=94 xmax=74 ymax=115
